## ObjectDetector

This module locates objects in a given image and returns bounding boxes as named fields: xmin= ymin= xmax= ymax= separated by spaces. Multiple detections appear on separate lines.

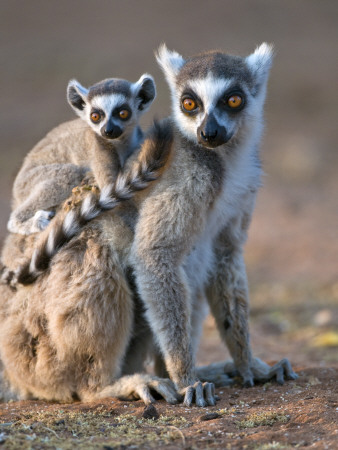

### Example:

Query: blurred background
xmin=0 ymin=0 xmax=337 ymax=366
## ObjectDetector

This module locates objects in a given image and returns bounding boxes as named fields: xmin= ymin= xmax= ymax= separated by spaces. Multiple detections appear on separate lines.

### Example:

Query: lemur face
xmin=156 ymin=44 xmax=273 ymax=149
xmin=67 ymin=75 xmax=156 ymax=140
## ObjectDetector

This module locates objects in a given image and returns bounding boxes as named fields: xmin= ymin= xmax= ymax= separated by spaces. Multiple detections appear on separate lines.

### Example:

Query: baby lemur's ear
xmin=133 ymin=74 xmax=156 ymax=112
xmin=67 ymin=80 xmax=89 ymax=116
xmin=156 ymin=43 xmax=185 ymax=89
xmin=246 ymin=43 xmax=274 ymax=94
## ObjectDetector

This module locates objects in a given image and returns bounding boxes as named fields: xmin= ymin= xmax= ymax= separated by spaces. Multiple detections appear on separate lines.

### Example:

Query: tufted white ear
xmin=156 ymin=43 xmax=185 ymax=89
xmin=133 ymin=73 xmax=156 ymax=112
xmin=67 ymin=80 xmax=89 ymax=116
xmin=246 ymin=43 xmax=274 ymax=93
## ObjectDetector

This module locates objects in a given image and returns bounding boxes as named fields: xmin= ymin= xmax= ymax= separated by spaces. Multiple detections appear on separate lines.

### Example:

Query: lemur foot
xmin=223 ymin=357 xmax=298 ymax=386
xmin=7 ymin=210 xmax=55 ymax=235
xmin=32 ymin=210 xmax=55 ymax=232
xmin=180 ymin=381 xmax=217 ymax=407
xmin=250 ymin=357 xmax=298 ymax=385
xmin=196 ymin=362 xmax=235 ymax=387
xmin=128 ymin=376 xmax=179 ymax=405
xmin=100 ymin=374 xmax=180 ymax=405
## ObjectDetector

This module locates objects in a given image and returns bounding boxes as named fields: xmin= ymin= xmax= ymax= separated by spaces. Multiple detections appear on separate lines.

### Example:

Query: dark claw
xmin=276 ymin=367 xmax=285 ymax=385
xmin=204 ymin=383 xmax=215 ymax=406
xmin=195 ymin=382 xmax=206 ymax=407
xmin=183 ymin=386 xmax=194 ymax=407
xmin=243 ymin=379 xmax=254 ymax=388
xmin=287 ymin=372 xmax=298 ymax=380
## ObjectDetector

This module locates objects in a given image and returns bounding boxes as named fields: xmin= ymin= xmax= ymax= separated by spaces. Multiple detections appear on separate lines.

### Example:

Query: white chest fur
xmin=183 ymin=142 xmax=261 ymax=293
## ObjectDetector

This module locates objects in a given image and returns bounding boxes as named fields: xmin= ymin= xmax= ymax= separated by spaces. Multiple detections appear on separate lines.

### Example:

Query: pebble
xmin=142 ymin=404 xmax=159 ymax=420
xmin=199 ymin=412 xmax=221 ymax=421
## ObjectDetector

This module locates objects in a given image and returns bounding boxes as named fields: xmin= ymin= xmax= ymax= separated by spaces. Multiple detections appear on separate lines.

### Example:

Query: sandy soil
xmin=0 ymin=367 xmax=337 ymax=449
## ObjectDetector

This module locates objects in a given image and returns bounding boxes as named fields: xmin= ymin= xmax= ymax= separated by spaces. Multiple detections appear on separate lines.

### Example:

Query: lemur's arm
xmin=89 ymin=137 xmax=122 ymax=189
xmin=8 ymin=163 xmax=87 ymax=235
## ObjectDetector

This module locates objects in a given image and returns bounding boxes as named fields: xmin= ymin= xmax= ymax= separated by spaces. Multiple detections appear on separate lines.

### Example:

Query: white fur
xmin=184 ymin=128 xmax=262 ymax=295
xmin=114 ymin=174 xmax=133 ymax=199
xmin=46 ymin=227 xmax=57 ymax=256
xmin=29 ymin=248 xmax=39 ymax=274
xmin=156 ymin=44 xmax=185 ymax=89
xmin=245 ymin=43 xmax=274 ymax=88
xmin=99 ymin=184 xmax=118 ymax=209
xmin=63 ymin=210 xmax=80 ymax=238
xmin=81 ymin=194 xmax=99 ymax=220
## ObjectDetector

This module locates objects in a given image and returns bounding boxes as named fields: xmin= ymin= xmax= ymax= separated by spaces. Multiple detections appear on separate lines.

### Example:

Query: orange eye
xmin=227 ymin=95 xmax=242 ymax=109
xmin=90 ymin=112 xmax=101 ymax=122
xmin=182 ymin=98 xmax=197 ymax=111
xmin=119 ymin=109 xmax=129 ymax=120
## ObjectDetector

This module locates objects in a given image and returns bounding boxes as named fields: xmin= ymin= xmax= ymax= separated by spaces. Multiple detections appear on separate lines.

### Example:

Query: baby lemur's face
xmin=67 ymin=75 xmax=156 ymax=140
xmin=156 ymin=44 xmax=273 ymax=149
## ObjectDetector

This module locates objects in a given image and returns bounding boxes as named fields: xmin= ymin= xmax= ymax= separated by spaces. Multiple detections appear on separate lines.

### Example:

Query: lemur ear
xmin=156 ymin=43 xmax=185 ymax=88
xmin=246 ymin=43 xmax=274 ymax=93
xmin=133 ymin=74 xmax=156 ymax=112
xmin=67 ymin=80 xmax=89 ymax=114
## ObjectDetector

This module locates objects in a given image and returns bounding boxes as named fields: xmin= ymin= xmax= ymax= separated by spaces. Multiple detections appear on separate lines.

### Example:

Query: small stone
xmin=54 ymin=419 xmax=65 ymax=426
xmin=199 ymin=412 xmax=221 ymax=421
xmin=142 ymin=404 xmax=159 ymax=420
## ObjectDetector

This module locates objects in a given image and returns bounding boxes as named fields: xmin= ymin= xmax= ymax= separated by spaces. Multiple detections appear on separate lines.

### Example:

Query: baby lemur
xmin=0 ymin=44 xmax=297 ymax=407
xmin=7 ymin=73 xmax=156 ymax=235
xmin=1 ymin=120 xmax=173 ymax=286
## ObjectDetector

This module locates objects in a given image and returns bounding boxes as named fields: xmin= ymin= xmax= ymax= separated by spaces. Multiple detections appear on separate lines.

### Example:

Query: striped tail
xmin=1 ymin=120 xmax=173 ymax=288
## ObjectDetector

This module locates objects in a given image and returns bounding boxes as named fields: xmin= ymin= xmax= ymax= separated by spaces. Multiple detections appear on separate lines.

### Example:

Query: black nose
xmin=200 ymin=129 xmax=218 ymax=142
xmin=102 ymin=125 xmax=123 ymax=139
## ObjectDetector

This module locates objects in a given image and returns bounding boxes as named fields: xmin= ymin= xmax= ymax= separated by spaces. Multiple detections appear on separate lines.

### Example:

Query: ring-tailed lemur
xmin=0 ymin=120 xmax=173 ymax=286
xmin=7 ymin=74 xmax=156 ymax=235
xmin=0 ymin=45 xmax=297 ymax=407
xmin=130 ymin=43 xmax=297 ymax=406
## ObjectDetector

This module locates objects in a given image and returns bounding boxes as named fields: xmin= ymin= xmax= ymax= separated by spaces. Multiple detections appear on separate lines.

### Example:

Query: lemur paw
xmin=123 ymin=375 xmax=179 ymax=405
xmin=32 ymin=210 xmax=55 ymax=231
xmin=223 ymin=357 xmax=298 ymax=386
xmin=196 ymin=362 xmax=235 ymax=387
xmin=180 ymin=381 xmax=217 ymax=407
xmin=251 ymin=357 xmax=298 ymax=385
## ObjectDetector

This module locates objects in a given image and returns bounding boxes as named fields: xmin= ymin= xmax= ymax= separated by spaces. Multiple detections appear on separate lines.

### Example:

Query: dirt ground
xmin=0 ymin=365 xmax=337 ymax=449
xmin=0 ymin=1 xmax=337 ymax=449
xmin=0 ymin=293 xmax=337 ymax=449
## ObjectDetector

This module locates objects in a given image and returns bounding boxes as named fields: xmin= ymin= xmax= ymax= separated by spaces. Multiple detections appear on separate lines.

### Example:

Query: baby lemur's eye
xmin=182 ymin=98 xmax=197 ymax=112
xmin=119 ymin=109 xmax=130 ymax=120
xmin=90 ymin=112 xmax=102 ymax=123
xmin=227 ymin=95 xmax=243 ymax=109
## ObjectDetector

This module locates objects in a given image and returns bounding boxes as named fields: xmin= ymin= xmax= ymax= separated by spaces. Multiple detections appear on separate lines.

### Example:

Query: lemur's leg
xmin=153 ymin=289 xmax=207 ymax=378
xmin=9 ymin=164 xmax=86 ymax=235
xmin=121 ymin=271 xmax=154 ymax=376
xmin=152 ymin=289 xmax=233 ymax=388
xmin=132 ymin=259 xmax=216 ymax=407
xmin=133 ymin=202 xmax=218 ymax=408
xmin=207 ymin=246 xmax=255 ymax=386
xmin=206 ymin=221 xmax=297 ymax=386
